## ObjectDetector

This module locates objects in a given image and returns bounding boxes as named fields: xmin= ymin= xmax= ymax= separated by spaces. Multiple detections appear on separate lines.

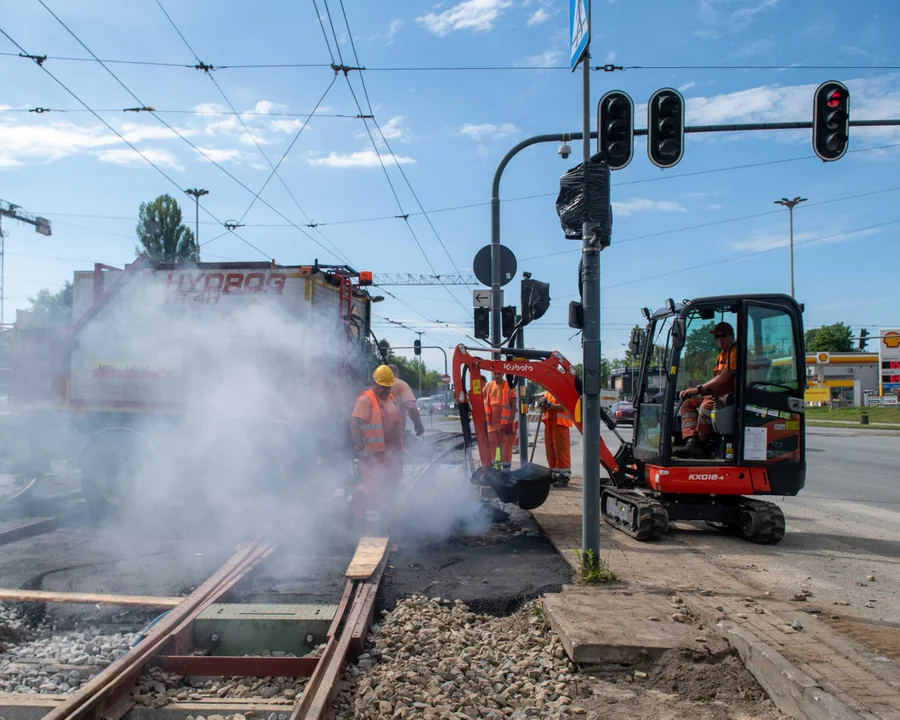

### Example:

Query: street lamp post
xmin=773 ymin=196 xmax=807 ymax=298
xmin=185 ymin=188 xmax=209 ymax=248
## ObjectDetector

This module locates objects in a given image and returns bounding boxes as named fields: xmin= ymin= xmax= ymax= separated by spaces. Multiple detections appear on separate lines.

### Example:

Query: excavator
xmin=452 ymin=293 xmax=806 ymax=544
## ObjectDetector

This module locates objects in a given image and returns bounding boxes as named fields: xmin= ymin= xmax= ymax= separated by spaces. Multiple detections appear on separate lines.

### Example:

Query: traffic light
xmin=813 ymin=80 xmax=850 ymax=162
xmin=501 ymin=306 xmax=517 ymax=339
xmin=521 ymin=275 xmax=551 ymax=325
xmin=647 ymin=88 xmax=685 ymax=169
xmin=597 ymin=90 xmax=634 ymax=170
xmin=474 ymin=307 xmax=489 ymax=340
xmin=859 ymin=328 xmax=869 ymax=351
xmin=414 ymin=339 xmax=421 ymax=355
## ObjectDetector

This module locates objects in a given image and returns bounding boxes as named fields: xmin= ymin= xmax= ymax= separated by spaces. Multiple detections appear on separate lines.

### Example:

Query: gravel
xmin=331 ymin=595 xmax=784 ymax=720
xmin=0 ymin=601 xmax=137 ymax=694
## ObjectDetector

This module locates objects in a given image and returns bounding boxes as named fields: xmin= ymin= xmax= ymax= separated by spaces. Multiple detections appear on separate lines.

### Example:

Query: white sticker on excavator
xmin=744 ymin=426 xmax=768 ymax=461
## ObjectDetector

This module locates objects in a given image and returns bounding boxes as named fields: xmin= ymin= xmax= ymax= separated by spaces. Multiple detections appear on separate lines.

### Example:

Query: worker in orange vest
xmin=350 ymin=365 xmax=404 ymax=527
xmin=484 ymin=371 xmax=517 ymax=471
xmin=541 ymin=390 xmax=573 ymax=487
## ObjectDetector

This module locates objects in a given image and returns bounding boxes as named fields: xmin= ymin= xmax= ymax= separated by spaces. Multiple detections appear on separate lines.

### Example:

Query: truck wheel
xmin=77 ymin=428 xmax=158 ymax=520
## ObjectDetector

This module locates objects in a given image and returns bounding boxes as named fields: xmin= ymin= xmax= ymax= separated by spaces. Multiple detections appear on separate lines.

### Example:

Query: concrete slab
xmin=542 ymin=585 xmax=698 ymax=665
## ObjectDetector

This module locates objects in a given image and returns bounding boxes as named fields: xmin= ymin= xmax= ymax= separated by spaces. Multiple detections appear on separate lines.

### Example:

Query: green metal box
xmin=192 ymin=603 xmax=337 ymax=657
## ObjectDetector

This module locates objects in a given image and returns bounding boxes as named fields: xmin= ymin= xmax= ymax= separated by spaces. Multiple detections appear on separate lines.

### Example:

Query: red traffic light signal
xmin=813 ymin=80 xmax=850 ymax=162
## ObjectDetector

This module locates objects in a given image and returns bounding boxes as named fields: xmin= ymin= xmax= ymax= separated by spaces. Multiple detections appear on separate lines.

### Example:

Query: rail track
xmin=0 ymin=434 xmax=466 ymax=720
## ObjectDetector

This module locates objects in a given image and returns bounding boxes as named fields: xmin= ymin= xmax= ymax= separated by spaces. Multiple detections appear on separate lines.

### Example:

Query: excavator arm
xmin=451 ymin=345 xmax=627 ymax=483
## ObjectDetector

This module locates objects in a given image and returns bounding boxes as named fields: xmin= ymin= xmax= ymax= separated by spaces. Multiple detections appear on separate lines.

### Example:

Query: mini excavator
xmin=453 ymin=294 xmax=806 ymax=544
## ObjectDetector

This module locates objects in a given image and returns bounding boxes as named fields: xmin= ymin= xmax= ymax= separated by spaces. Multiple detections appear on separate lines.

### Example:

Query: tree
xmin=682 ymin=321 xmax=718 ymax=385
xmin=27 ymin=281 xmax=73 ymax=326
xmin=805 ymin=322 xmax=853 ymax=353
xmin=136 ymin=194 xmax=199 ymax=262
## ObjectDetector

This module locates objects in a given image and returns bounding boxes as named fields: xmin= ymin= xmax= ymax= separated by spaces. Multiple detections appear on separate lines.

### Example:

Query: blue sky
xmin=2 ymin=0 xmax=899 ymax=370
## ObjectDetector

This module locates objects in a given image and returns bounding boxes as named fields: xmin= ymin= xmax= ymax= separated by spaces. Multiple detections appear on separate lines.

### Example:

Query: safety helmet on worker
xmin=373 ymin=364 xmax=394 ymax=387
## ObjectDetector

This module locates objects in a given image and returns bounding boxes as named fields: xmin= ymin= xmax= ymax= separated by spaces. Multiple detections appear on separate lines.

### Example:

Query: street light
xmin=185 ymin=188 xmax=209 ymax=248
xmin=773 ymin=196 xmax=807 ymax=298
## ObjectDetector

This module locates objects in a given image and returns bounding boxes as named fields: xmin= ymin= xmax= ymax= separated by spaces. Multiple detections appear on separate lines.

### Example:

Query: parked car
xmin=429 ymin=395 xmax=447 ymax=412
xmin=610 ymin=401 xmax=635 ymax=426
xmin=416 ymin=397 xmax=433 ymax=412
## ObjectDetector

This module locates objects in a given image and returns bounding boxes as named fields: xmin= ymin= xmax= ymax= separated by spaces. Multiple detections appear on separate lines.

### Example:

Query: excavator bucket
xmin=471 ymin=462 xmax=555 ymax=510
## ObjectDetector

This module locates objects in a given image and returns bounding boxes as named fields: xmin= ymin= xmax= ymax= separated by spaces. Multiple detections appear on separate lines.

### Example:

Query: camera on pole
xmin=647 ymin=88 xmax=685 ymax=169
xmin=813 ymin=80 xmax=850 ymax=162
xmin=597 ymin=90 xmax=634 ymax=171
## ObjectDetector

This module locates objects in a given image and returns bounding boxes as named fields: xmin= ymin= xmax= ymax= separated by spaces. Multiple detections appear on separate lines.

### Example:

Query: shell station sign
xmin=879 ymin=328 xmax=900 ymax=394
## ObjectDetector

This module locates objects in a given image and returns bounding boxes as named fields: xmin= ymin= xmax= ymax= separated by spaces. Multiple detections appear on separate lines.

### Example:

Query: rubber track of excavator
xmin=739 ymin=497 xmax=786 ymax=544
xmin=600 ymin=488 xmax=669 ymax=541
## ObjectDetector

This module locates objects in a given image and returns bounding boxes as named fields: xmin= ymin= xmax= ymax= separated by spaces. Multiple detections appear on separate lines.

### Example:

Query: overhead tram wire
xmin=0 ymin=26 xmax=260 ymax=259
xmin=314 ymin=0 xmax=470 ymax=318
xmin=152 ymin=1 xmax=353 ymax=266
xmin=32 ymin=0 xmax=350 ymax=262
xmin=326 ymin=0 xmax=471 ymax=317
xmin=5 ymin=106 xmax=365 ymax=118
xmin=4 ymin=50 xmax=900 ymax=72
xmin=338 ymin=0 xmax=471 ymax=286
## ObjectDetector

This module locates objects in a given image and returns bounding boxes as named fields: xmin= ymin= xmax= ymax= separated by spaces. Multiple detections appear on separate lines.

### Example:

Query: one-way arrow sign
xmin=473 ymin=289 xmax=502 ymax=307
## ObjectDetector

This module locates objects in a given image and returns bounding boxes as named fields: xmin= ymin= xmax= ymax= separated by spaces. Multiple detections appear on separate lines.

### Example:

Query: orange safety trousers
xmin=354 ymin=449 xmax=401 ymax=522
xmin=681 ymin=396 xmax=716 ymax=441
xmin=544 ymin=423 xmax=571 ymax=475
xmin=487 ymin=428 xmax=516 ymax=469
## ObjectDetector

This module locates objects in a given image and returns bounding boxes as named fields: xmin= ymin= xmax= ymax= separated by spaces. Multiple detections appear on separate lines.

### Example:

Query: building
xmin=805 ymin=352 xmax=879 ymax=406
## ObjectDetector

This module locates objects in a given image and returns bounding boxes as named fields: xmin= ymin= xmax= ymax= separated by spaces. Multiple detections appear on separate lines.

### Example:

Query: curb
xmin=712 ymin=620 xmax=866 ymax=720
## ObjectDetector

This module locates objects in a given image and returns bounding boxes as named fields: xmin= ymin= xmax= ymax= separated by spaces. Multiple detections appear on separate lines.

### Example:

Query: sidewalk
xmin=527 ymin=429 xmax=900 ymax=720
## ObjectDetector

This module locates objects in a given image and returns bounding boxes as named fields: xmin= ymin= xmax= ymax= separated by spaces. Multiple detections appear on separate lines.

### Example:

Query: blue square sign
xmin=570 ymin=0 xmax=590 ymax=71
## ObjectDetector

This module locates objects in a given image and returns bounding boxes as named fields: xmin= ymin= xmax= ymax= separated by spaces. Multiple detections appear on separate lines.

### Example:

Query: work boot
xmin=553 ymin=472 xmax=570 ymax=488
xmin=673 ymin=437 xmax=709 ymax=459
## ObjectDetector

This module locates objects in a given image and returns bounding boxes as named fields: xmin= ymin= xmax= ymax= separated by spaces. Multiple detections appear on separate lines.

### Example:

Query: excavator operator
xmin=674 ymin=321 xmax=737 ymax=459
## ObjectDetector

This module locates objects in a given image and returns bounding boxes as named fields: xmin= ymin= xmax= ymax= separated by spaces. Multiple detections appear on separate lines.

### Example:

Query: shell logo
xmin=817 ymin=352 xmax=829 ymax=363
xmin=884 ymin=332 xmax=900 ymax=349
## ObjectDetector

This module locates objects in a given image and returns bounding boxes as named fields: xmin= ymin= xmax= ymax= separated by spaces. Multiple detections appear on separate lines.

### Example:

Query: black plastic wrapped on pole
xmin=556 ymin=155 xmax=612 ymax=241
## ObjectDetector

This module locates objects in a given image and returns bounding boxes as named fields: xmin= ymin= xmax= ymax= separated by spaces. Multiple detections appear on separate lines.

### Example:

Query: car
xmin=416 ymin=397 xmax=433 ymax=412
xmin=429 ymin=395 xmax=447 ymax=412
xmin=610 ymin=401 xmax=635 ymax=426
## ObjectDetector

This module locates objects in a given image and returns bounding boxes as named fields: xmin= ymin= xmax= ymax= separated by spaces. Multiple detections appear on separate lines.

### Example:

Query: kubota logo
xmin=884 ymin=331 xmax=900 ymax=349
xmin=502 ymin=363 xmax=532 ymax=373
xmin=688 ymin=473 xmax=724 ymax=480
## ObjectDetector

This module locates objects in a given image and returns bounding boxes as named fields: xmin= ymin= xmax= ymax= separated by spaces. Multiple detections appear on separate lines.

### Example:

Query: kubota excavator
xmin=453 ymin=293 xmax=806 ymax=544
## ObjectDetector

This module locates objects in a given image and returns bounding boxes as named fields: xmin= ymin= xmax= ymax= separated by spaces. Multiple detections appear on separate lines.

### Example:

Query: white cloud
xmin=527 ymin=8 xmax=550 ymax=25
xmin=374 ymin=18 xmax=405 ymax=42
xmin=247 ymin=100 xmax=276 ymax=116
xmin=195 ymin=146 xmax=244 ymax=163
xmin=417 ymin=0 xmax=513 ymax=35
xmin=380 ymin=116 xmax=408 ymax=141
xmin=0 ymin=120 xmax=119 ymax=166
xmin=238 ymin=131 xmax=269 ymax=146
xmin=96 ymin=147 xmax=183 ymax=170
xmin=519 ymin=49 xmax=562 ymax=67
xmin=696 ymin=0 xmax=780 ymax=37
xmin=678 ymin=81 xmax=696 ymax=92
xmin=603 ymin=50 xmax=617 ymax=63
xmin=204 ymin=115 xmax=241 ymax=135
xmin=611 ymin=198 xmax=687 ymax=217
xmin=731 ymin=226 xmax=882 ymax=253
xmin=307 ymin=150 xmax=415 ymax=168
xmin=194 ymin=102 xmax=228 ymax=114
xmin=119 ymin=123 xmax=197 ymax=143
xmin=270 ymin=118 xmax=304 ymax=133
xmin=458 ymin=122 xmax=520 ymax=141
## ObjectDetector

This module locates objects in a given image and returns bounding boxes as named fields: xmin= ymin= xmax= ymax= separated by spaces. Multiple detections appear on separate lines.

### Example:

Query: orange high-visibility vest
xmin=484 ymin=380 xmax=512 ymax=425
xmin=358 ymin=388 xmax=390 ymax=452
xmin=542 ymin=391 xmax=574 ymax=428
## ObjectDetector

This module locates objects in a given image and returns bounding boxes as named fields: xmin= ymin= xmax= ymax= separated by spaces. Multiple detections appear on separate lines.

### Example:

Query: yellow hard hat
xmin=373 ymin=364 xmax=394 ymax=387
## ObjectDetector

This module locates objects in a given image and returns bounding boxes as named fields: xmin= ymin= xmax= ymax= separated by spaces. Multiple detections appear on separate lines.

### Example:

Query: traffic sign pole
xmin=575 ymin=0 xmax=601 ymax=571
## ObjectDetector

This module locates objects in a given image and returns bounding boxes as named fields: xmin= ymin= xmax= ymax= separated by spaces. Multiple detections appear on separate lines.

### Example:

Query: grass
xmin=805 ymin=406 xmax=900 ymax=424
xmin=573 ymin=548 xmax=618 ymax=583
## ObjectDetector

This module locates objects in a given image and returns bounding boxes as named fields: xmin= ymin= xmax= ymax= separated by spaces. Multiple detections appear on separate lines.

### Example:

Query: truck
xmin=7 ymin=257 xmax=375 ymax=518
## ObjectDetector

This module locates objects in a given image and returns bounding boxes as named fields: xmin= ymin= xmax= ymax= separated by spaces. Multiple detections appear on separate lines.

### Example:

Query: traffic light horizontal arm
xmin=633 ymin=118 xmax=900 ymax=136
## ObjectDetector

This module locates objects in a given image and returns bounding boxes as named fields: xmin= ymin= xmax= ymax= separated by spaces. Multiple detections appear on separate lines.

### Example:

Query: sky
xmin=2 ymin=0 xmax=899 ymax=372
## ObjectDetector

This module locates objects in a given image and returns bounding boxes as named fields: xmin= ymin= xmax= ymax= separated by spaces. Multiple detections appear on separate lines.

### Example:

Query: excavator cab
xmin=630 ymin=294 xmax=806 ymax=498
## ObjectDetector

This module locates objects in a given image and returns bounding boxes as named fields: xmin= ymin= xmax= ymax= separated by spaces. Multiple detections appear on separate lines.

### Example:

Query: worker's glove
xmin=414 ymin=424 xmax=425 ymax=437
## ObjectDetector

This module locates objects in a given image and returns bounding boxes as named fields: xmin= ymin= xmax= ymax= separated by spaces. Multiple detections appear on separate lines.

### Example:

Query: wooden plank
xmin=344 ymin=537 xmax=389 ymax=580
xmin=0 ymin=517 xmax=58 ymax=547
xmin=0 ymin=588 xmax=182 ymax=608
